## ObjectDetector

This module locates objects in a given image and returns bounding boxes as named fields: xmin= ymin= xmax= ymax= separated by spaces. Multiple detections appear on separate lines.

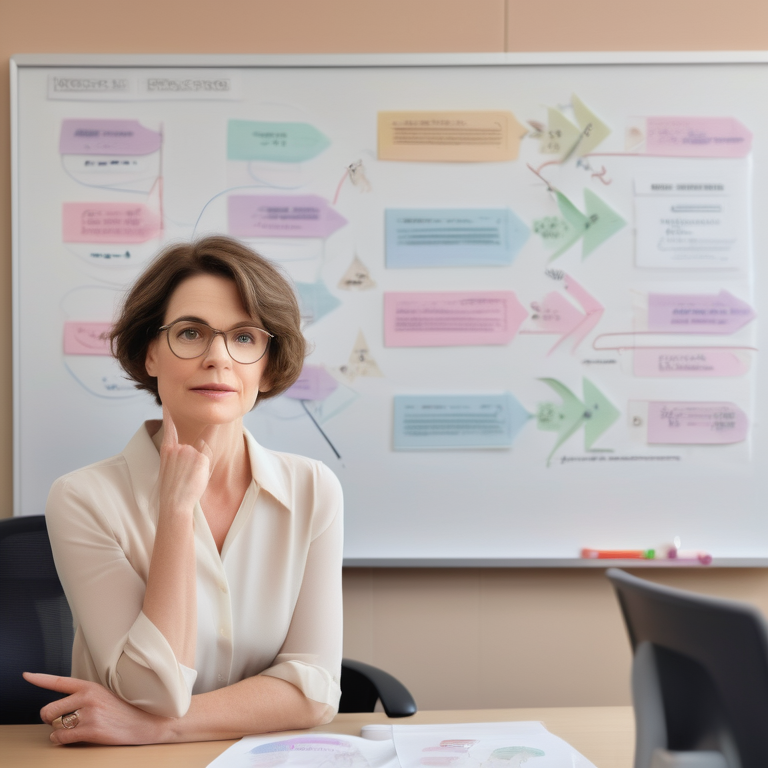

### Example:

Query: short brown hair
xmin=110 ymin=236 xmax=306 ymax=406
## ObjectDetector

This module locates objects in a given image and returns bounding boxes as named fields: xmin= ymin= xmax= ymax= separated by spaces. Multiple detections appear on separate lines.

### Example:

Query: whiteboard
xmin=11 ymin=53 xmax=768 ymax=565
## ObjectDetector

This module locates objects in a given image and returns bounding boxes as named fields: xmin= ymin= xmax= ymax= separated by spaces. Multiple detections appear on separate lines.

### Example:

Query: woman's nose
xmin=203 ymin=333 xmax=232 ymax=365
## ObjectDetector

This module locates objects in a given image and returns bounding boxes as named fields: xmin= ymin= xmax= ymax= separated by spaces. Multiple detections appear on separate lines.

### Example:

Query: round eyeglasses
xmin=158 ymin=320 xmax=273 ymax=365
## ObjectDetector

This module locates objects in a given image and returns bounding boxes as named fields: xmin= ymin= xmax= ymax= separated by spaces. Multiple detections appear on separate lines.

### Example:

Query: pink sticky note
xmin=62 ymin=203 xmax=161 ymax=243
xmin=648 ymin=291 xmax=755 ymax=335
xmin=647 ymin=401 xmax=748 ymax=444
xmin=644 ymin=117 xmax=752 ymax=158
xmin=228 ymin=195 xmax=347 ymax=239
xmin=634 ymin=348 xmax=751 ymax=378
xmin=284 ymin=365 xmax=338 ymax=401
xmin=59 ymin=119 xmax=162 ymax=155
xmin=384 ymin=291 xmax=527 ymax=347
xmin=63 ymin=322 xmax=113 ymax=356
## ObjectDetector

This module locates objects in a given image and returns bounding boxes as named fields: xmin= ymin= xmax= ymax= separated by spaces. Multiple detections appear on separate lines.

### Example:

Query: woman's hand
xmin=23 ymin=672 xmax=171 ymax=745
xmin=157 ymin=406 xmax=216 ymax=516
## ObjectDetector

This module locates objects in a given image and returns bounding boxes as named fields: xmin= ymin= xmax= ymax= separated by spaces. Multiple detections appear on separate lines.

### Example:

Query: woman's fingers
xmin=162 ymin=404 xmax=179 ymax=448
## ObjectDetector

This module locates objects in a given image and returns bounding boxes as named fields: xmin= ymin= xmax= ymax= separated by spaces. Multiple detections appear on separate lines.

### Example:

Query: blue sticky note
xmin=393 ymin=393 xmax=531 ymax=450
xmin=295 ymin=280 xmax=341 ymax=326
xmin=385 ymin=208 xmax=530 ymax=268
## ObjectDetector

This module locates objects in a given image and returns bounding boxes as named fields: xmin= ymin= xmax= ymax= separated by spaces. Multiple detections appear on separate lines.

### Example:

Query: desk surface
xmin=2 ymin=707 xmax=635 ymax=768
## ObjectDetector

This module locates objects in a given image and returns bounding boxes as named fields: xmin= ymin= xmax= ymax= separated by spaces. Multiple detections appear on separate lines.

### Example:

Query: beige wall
xmin=3 ymin=0 xmax=768 ymax=711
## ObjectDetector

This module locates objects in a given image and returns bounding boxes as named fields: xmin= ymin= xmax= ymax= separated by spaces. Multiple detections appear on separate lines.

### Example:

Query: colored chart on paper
xmin=384 ymin=291 xmax=527 ymax=347
xmin=228 ymin=195 xmax=347 ymax=239
xmin=378 ymin=111 xmax=527 ymax=162
xmin=227 ymin=120 xmax=330 ymax=162
xmin=63 ymin=322 xmax=112 ymax=356
xmin=646 ymin=401 xmax=749 ymax=444
xmin=385 ymin=208 xmax=530 ymax=268
xmin=393 ymin=393 xmax=531 ymax=450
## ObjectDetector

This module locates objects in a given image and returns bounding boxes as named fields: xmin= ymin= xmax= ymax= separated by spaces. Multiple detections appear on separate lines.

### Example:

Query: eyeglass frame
xmin=157 ymin=318 xmax=274 ymax=365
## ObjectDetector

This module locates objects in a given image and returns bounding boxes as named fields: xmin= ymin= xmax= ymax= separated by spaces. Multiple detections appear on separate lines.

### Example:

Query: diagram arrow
xmin=648 ymin=290 xmax=756 ymax=335
xmin=537 ymin=377 xmax=620 ymax=465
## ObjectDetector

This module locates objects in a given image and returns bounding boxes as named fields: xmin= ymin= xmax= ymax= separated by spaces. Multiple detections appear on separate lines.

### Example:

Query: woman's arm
xmin=27 ymin=672 xmax=329 ymax=745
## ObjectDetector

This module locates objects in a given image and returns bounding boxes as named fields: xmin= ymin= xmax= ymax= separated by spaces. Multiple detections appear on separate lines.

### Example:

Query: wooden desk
xmin=1 ymin=707 xmax=635 ymax=768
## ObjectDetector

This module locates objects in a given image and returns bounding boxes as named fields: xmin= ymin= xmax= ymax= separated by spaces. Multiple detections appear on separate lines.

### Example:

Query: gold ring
xmin=61 ymin=711 xmax=80 ymax=729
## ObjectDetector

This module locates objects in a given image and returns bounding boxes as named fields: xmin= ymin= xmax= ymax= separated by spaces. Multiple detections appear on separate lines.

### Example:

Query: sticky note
xmin=385 ymin=208 xmax=529 ymax=268
xmin=284 ymin=365 xmax=338 ymax=401
xmin=295 ymin=281 xmax=341 ymax=326
xmin=648 ymin=291 xmax=755 ymax=334
xmin=62 ymin=203 xmax=161 ymax=243
xmin=227 ymin=120 xmax=330 ymax=163
xmin=59 ymin=119 xmax=161 ymax=155
xmin=393 ymin=393 xmax=530 ymax=450
xmin=228 ymin=195 xmax=346 ymax=239
xmin=63 ymin=322 xmax=113 ymax=355
xmin=378 ymin=111 xmax=527 ymax=162
xmin=633 ymin=349 xmax=751 ymax=378
xmin=646 ymin=401 xmax=748 ymax=444
xmin=631 ymin=117 xmax=752 ymax=158
xmin=384 ymin=291 xmax=527 ymax=347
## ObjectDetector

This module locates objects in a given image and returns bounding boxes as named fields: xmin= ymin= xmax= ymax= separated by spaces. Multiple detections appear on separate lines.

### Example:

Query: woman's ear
xmin=145 ymin=339 xmax=159 ymax=378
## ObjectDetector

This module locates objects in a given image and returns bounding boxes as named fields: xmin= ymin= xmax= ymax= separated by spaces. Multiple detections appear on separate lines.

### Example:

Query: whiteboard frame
xmin=11 ymin=51 xmax=768 ymax=568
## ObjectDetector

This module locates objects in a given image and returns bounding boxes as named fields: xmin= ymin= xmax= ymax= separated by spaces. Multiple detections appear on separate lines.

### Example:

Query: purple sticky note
xmin=228 ymin=195 xmax=347 ymax=239
xmin=644 ymin=117 xmax=752 ymax=158
xmin=647 ymin=401 xmax=748 ymax=444
xmin=648 ymin=291 xmax=755 ymax=335
xmin=284 ymin=365 xmax=338 ymax=401
xmin=62 ymin=202 xmax=161 ymax=244
xmin=634 ymin=348 xmax=751 ymax=378
xmin=59 ymin=120 xmax=162 ymax=155
xmin=63 ymin=322 xmax=113 ymax=356
xmin=384 ymin=291 xmax=527 ymax=347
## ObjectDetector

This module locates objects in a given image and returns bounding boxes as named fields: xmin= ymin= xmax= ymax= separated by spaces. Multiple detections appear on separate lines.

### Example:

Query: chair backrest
xmin=339 ymin=658 xmax=417 ymax=717
xmin=607 ymin=568 xmax=768 ymax=768
xmin=0 ymin=515 xmax=74 ymax=724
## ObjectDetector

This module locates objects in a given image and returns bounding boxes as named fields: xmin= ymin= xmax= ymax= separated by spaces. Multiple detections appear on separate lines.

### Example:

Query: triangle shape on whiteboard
xmin=571 ymin=94 xmax=611 ymax=156
xmin=338 ymin=330 xmax=384 ymax=382
xmin=582 ymin=189 xmax=625 ymax=258
xmin=582 ymin=378 xmax=620 ymax=450
xmin=338 ymin=254 xmax=376 ymax=291
xmin=541 ymin=108 xmax=581 ymax=157
xmin=548 ymin=191 xmax=587 ymax=261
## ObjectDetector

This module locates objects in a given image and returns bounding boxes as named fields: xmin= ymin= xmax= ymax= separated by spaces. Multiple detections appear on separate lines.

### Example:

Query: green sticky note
xmin=227 ymin=120 xmax=330 ymax=162
xmin=582 ymin=378 xmax=620 ymax=449
xmin=582 ymin=189 xmax=625 ymax=258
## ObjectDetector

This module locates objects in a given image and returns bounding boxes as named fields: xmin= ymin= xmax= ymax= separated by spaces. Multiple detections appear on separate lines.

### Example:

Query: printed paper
xmin=338 ymin=255 xmax=376 ymax=290
xmin=295 ymin=280 xmax=341 ymax=326
xmin=385 ymin=209 xmax=529 ymax=268
xmin=626 ymin=117 xmax=752 ymax=158
xmin=642 ymin=401 xmax=749 ymax=444
xmin=384 ymin=292 xmax=527 ymax=347
xmin=378 ymin=111 xmax=527 ymax=162
xmin=393 ymin=394 xmax=531 ymax=450
xmin=633 ymin=348 xmax=751 ymax=377
xmin=59 ymin=119 xmax=161 ymax=155
xmin=338 ymin=330 xmax=384 ymax=382
xmin=284 ymin=364 xmax=338 ymax=401
xmin=63 ymin=322 xmax=112 ymax=356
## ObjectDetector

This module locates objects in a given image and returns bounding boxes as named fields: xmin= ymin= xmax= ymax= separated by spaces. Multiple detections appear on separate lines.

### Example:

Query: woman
xmin=24 ymin=236 xmax=343 ymax=745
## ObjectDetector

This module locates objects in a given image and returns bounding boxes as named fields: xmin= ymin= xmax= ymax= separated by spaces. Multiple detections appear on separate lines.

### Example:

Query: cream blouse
xmin=45 ymin=421 xmax=343 ymax=719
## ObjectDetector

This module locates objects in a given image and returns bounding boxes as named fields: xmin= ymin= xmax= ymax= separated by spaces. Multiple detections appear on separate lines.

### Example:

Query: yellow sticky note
xmin=572 ymin=95 xmax=611 ymax=157
xmin=378 ymin=111 xmax=527 ymax=162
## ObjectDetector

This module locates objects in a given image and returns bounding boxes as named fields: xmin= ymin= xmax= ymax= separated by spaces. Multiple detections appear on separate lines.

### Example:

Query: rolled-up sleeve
xmin=46 ymin=469 xmax=196 ymax=718
xmin=259 ymin=462 xmax=344 ymax=719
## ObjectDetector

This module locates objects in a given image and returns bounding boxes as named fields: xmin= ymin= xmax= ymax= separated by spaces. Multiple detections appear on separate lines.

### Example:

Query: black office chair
xmin=0 ymin=515 xmax=74 ymax=724
xmin=608 ymin=568 xmax=768 ymax=768
xmin=339 ymin=658 xmax=417 ymax=717
xmin=1 ymin=515 xmax=416 ymax=723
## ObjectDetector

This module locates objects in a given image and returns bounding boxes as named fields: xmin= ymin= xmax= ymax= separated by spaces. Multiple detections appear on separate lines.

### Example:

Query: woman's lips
xmin=191 ymin=385 xmax=237 ymax=398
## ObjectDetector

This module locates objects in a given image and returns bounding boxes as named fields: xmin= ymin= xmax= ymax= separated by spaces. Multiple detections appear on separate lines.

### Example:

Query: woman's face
xmin=145 ymin=273 xmax=269 ymax=430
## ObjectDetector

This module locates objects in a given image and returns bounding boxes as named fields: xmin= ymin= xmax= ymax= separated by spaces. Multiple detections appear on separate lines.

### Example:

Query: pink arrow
xmin=524 ymin=275 xmax=603 ymax=354
xmin=648 ymin=291 xmax=755 ymax=335
xmin=63 ymin=322 xmax=112 ymax=356
xmin=384 ymin=291 xmax=527 ymax=347
xmin=228 ymin=195 xmax=347 ymax=239
xmin=644 ymin=117 xmax=752 ymax=159
xmin=59 ymin=119 xmax=162 ymax=155
xmin=284 ymin=365 xmax=339 ymax=401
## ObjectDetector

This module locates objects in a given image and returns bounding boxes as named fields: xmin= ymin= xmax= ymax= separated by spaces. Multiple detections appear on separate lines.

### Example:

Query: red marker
xmin=581 ymin=548 xmax=655 ymax=560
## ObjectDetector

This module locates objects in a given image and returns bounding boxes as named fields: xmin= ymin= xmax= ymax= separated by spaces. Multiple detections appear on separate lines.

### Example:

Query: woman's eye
xmin=234 ymin=332 xmax=256 ymax=345
xmin=178 ymin=327 xmax=202 ymax=341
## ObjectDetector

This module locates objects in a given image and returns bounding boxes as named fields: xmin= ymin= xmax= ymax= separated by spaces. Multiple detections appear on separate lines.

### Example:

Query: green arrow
xmin=582 ymin=378 xmax=620 ymax=450
xmin=582 ymin=189 xmax=625 ymax=258
xmin=538 ymin=378 xmax=586 ymax=466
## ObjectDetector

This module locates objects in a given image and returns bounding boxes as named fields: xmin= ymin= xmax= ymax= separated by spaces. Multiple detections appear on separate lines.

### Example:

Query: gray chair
xmin=339 ymin=658 xmax=417 ymax=717
xmin=608 ymin=568 xmax=768 ymax=768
